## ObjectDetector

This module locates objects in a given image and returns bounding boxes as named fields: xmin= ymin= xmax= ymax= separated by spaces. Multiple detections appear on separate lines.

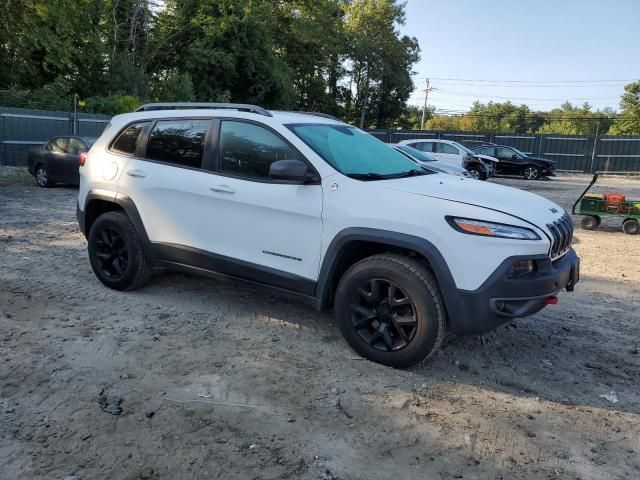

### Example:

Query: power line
xmin=419 ymin=76 xmax=638 ymax=84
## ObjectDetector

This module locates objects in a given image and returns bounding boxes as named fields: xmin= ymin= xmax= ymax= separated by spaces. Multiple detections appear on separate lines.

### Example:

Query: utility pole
xmin=72 ymin=93 xmax=78 ymax=135
xmin=420 ymin=78 xmax=434 ymax=130
xmin=589 ymin=120 xmax=600 ymax=174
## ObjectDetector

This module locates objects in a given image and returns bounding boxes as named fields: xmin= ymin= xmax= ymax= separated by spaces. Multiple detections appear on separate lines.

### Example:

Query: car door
xmin=409 ymin=141 xmax=434 ymax=154
xmin=117 ymin=118 xmax=217 ymax=253
xmin=495 ymin=147 xmax=522 ymax=174
xmin=203 ymin=119 xmax=323 ymax=283
xmin=47 ymin=137 xmax=70 ymax=179
xmin=434 ymin=142 xmax=463 ymax=166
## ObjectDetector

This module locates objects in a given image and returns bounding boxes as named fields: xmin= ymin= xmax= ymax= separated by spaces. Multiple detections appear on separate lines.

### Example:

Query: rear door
xmin=202 ymin=119 xmax=323 ymax=283
xmin=116 ymin=118 xmax=216 ymax=252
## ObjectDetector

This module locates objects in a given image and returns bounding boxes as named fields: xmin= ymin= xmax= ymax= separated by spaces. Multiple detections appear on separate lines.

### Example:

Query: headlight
xmin=446 ymin=217 xmax=541 ymax=240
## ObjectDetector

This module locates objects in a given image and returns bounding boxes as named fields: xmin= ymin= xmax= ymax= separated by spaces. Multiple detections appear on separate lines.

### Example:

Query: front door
xmin=204 ymin=119 xmax=323 ymax=283
xmin=495 ymin=147 xmax=522 ymax=174
xmin=434 ymin=142 xmax=463 ymax=166
xmin=47 ymin=137 xmax=70 ymax=178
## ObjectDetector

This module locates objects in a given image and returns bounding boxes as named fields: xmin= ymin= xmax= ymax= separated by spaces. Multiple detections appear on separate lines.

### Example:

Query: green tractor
xmin=573 ymin=173 xmax=640 ymax=235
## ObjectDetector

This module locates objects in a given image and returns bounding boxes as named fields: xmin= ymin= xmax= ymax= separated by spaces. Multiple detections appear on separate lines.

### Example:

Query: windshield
xmin=394 ymin=144 xmax=436 ymax=162
xmin=288 ymin=124 xmax=429 ymax=179
xmin=450 ymin=141 xmax=476 ymax=155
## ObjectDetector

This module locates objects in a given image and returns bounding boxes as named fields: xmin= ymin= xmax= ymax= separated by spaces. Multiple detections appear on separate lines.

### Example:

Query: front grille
xmin=547 ymin=213 xmax=573 ymax=258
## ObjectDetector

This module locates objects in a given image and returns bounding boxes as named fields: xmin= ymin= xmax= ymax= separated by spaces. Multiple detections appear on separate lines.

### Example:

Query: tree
xmin=610 ymin=81 xmax=640 ymax=135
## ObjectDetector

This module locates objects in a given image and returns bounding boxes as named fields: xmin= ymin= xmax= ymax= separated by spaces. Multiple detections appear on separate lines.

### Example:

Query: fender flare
xmin=315 ymin=227 xmax=466 ymax=330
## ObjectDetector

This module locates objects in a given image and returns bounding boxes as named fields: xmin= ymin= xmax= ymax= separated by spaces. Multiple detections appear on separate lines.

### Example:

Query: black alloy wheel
xmin=94 ymin=228 xmax=129 ymax=280
xmin=350 ymin=278 xmax=418 ymax=352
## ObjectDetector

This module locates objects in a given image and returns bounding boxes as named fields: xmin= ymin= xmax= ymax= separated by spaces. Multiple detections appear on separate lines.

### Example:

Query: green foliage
xmin=609 ymin=81 xmax=640 ymax=135
xmin=83 ymin=95 xmax=141 ymax=115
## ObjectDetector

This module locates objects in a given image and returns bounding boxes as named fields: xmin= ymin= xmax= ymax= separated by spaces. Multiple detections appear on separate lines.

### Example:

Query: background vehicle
xmin=397 ymin=138 xmax=497 ymax=180
xmin=573 ymin=173 xmax=640 ymax=234
xmin=77 ymin=103 xmax=578 ymax=368
xmin=390 ymin=144 xmax=471 ymax=178
xmin=27 ymin=136 xmax=96 ymax=187
xmin=473 ymin=144 xmax=555 ymax=180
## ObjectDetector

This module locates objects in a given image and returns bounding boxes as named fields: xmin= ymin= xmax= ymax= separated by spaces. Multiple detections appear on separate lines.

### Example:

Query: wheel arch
xmin=315 ymin=228 xmax=463 ymax=328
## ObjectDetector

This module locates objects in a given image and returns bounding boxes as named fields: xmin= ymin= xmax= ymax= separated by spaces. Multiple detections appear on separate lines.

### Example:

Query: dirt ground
xmin=1 ymin=171 xmax=639 ymax=480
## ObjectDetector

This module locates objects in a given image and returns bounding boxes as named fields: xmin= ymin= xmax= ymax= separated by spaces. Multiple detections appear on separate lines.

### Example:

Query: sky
xmin=400 ymin=0 xmax=640 ymax=113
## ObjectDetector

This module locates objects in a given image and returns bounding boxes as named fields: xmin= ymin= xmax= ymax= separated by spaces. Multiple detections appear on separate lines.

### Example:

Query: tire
xmin=522 ymin=165 xmax=540 ymax=180
xmin=35 ymin=164 xmax=54 ymax=187
xmin=467 ymin=166 xmax=487 ymax=181
xmin=334 ymin=253 xmax=446 ymax=368
xmin=87 ymin=211 xmax=152 ymax=290
xmin=622 ymin=219 xmax=640 ymax=235
xmin=581 ymin=216 xmax=599 ymax=230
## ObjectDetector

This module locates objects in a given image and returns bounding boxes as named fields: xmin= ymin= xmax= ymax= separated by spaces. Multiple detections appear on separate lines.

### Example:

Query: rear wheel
xmin=334 ymin=254 xmax=446 ymax=368
xmin=622 ymin=219 xmax=639 ymax=235
xmin=88 ymin=211 xmax=152 ymax=290
xmin=35 ymin=164 xmax=54 ymax=187
xmin=467 ymin=166 xmax=487 ymax=180
xmin=522 ymin=165 xmax=540 ymax=180
xmin=581 ymin=215 xmax=600 ymax=230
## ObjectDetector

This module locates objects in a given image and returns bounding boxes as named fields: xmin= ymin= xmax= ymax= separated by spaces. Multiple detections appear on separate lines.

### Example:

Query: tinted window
xmin=476 ymin=147 xmax=495 ymax=156
xmin=111 ymin=122 xmax=148 ymax=155
xmin=497 ymin=147 xmax=517 ymax=158
xmin=68 ymin=138 xmax=88 ymax=154
xmin=438 ymin=143 xmax=459 ymax=155
xmin=146 ymin=120 xmax=210 ymax=168
xmin=220 ymin=121 xmax=299 ymax=179
xmin=48 ymin=138 xmax=68 ymax=153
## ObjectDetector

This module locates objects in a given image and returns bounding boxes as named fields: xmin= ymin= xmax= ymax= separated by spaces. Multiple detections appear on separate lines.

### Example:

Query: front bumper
xmin=449 ymin=248 xmax=579 ymax=335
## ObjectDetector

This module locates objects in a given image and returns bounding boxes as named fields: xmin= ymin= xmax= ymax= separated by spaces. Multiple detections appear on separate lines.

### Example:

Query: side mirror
xmin=512 ymin=154 xmax=517 ymax=160
xmin=269 ymin=159 xmax=309 ymax=183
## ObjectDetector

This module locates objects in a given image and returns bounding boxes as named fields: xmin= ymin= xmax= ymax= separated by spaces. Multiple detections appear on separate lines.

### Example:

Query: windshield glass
xmin=450 ymin=141 xmax=476 ymax=155
xmin=395 ymin=144 xmax=436 ymax=162
xmin=287 ymin=124 xmax=429 ymax=179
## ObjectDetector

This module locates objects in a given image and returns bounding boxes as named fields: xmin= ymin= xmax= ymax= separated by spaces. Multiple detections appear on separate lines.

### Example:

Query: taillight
xmin=79 ymin=151 xmax=87 ymax=166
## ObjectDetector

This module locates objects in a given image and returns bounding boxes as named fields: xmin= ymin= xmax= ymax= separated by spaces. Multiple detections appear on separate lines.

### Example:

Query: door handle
xmin=126 ymin=170 xmax=146 ymax=178
xmin=209 ymin=185 xmax=235 ymax=194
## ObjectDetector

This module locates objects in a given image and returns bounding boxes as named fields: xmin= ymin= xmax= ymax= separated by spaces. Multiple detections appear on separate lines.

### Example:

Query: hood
xmin=474 ymin=153 xmax=499 ymax=163
xmin=526 ymin=155 xmax=555 ymax=164
xmin=383 ymin=174 xmax=564 ymax=229
xmin=426 ymin=160 xmax=469 ymax=177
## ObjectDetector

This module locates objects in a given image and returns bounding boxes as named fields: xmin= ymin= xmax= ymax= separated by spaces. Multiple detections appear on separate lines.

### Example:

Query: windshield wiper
xmin=345 ymin=172 xmax=385 ymax=181
xmin=394 ymin=168 xmax=427 ymax=178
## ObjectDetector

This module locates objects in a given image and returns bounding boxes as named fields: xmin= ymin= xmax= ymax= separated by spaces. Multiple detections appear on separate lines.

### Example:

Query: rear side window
xmin=111 ymin=122 xmax=148 ymax=155
xmin=47 ymin=138 xmax=68 ymax=153
xmin=145 ymin=120 xmax=211 ymax=168
xmin=68 ymin=138 xmax=87 ymax=154
xmin=219 ymin=121 xmax=298 ymax=179
xmin=438 ymin=143 xmax=459 ymax=154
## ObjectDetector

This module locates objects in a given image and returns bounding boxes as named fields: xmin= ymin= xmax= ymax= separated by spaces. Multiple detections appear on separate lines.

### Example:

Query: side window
xmin=414 ymin=142 xmax=434 ymax=153
xmin=111 ymin=122 xmax=148 ymax=155
xmin=145 ymin=120 xmax=210 ymax=168
xmin=219 ymin=121 xmax=299 ymax=179
xmin=497 ymin=147 xmax=516 ymax=158
xmin=68 ymin=138 xmax=88 ymax=154
xmin=48 ymin=138 xmax=68 ymax=153
xmin=438 ymin=143 xmax=459 ymax=155
xmin=477 ymin=147 xmax=495 ymax=156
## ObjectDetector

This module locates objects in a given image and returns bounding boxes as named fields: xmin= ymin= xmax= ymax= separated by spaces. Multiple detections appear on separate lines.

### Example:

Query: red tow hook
xmin=545 ymin=296 xmax=559 ymax=305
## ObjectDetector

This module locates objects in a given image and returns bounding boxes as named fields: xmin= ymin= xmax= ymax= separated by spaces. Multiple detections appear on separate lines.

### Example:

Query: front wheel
xmin=334 ymin=254 xmax=446 ymax=368
xmin=522 ymin=165 xmax=540 ymax=180
xmin=622 ymin=219 xmax=640 ymax=235
xmin=467 ymin=166 xmax=487 ymax=180
xmin=88 ymin=211 xmax=152 ymax=290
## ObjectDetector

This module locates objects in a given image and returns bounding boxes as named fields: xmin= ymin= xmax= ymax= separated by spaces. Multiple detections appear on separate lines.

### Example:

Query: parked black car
xmin=472 ymin=144 xmax=555 ymax=180
xmin=27 ymin=136 xmax=96 ymax=187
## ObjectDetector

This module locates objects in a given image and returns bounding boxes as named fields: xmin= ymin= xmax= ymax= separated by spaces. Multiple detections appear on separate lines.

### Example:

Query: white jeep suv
xmin=77 ymin=103 xmax=579 ymax=368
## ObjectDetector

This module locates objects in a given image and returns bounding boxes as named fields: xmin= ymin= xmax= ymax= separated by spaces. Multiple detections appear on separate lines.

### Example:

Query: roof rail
xmin=135 ymin=102 xmax=273 ymax=117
